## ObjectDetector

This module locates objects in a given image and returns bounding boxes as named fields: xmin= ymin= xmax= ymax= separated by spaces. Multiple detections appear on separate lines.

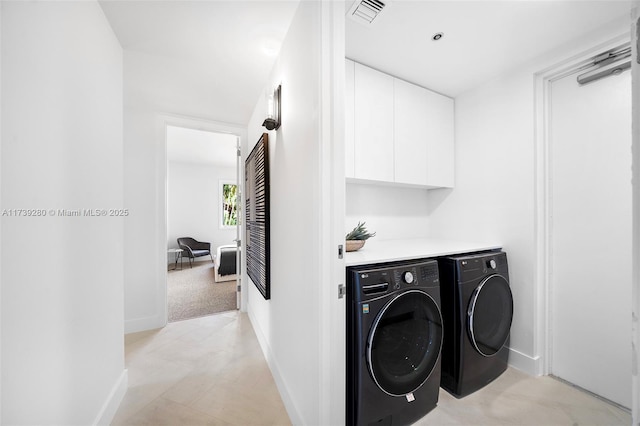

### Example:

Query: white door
xmin=549 ymin=57 xmax=631 ymax=408
xmin=235 ymin=136 xmax=242 ymax=310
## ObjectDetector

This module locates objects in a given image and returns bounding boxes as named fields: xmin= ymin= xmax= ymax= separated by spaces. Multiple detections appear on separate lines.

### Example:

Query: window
xmin=221 ymin=181 xmax=238 ymax=227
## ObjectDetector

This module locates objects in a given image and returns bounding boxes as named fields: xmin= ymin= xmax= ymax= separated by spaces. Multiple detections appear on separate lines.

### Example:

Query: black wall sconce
xmin=262 ymin=84 xmax=281 ymax=131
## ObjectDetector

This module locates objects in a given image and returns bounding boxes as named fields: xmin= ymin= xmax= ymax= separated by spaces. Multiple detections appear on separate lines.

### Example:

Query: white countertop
xmin=344 ymin=238 xmax=502 ymax=266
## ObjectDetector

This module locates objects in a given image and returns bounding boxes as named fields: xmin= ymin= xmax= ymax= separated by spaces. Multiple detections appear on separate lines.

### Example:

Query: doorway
xmin=166 ymin=124 xmax=241 ymax=322
xmin=542 ymin=41 xmax=632 ymax=409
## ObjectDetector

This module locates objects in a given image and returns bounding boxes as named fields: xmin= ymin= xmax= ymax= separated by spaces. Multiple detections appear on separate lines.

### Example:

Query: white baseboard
xmin=93 ymin=369 xmax=128 ymax=426
xmin=508 ymin=347 xmax=542 ymax=376
xmin=124 ymin=314 xmax=166 ymax=334
xmin=247 ymin=309 xmax=303 ymax=425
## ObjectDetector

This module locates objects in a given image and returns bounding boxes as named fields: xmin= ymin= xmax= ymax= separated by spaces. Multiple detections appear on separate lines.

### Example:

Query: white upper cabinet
xmin=394 ymin=78 xmax=430 ymax=185
xmin=346 ymin=59 xmax=454 ymax=188
xmin=424 ymin=90 xmax=454 ymax=188
xmin=395 ymin=78 xmax=454 ymax=187
xmin=345 ymin=59 xmax=355 ymax=178
xmin=353 ymin=62 xmax=395 ymax=182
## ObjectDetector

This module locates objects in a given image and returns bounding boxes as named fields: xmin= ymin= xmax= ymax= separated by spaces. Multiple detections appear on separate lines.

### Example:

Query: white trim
xmin=631 ymin=4 xmax=640 ymax=424
xmin=234 ymin=135 xmax=242 ymax=311
xmin=318 ymin=2 xmax=346 ymax=425
xmin=157 ymin=114 xmax=248 ymax=323
xmin=0 ymin=3 xmax=3 ymax=420
xmin=533 ymin=34 xmax=630 ymax=377
xmin=248 ymin=308 xmax=303 ymax=426
xmin=92 ymin=370 xmax=128 ymax=426
xmin=124 ymin=314 xmax=165 ymax=334
xmin=508 ymin=348 xmax=541 ymax=376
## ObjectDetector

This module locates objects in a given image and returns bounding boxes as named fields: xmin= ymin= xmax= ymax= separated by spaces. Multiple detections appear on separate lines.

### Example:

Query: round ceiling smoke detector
xmin=432 ymin=32 xmax=444 ymax=41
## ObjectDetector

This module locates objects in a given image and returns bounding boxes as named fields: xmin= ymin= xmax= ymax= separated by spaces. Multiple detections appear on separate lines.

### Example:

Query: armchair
xmin=177 ymin=237 xmax=214 ymax=267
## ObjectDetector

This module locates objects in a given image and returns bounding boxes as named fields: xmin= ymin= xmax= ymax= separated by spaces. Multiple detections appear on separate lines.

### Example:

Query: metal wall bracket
xmin=338 ymin=284 xmax=346 ymax=299
xmin=338 ymin=244 xmax=344 ymax=259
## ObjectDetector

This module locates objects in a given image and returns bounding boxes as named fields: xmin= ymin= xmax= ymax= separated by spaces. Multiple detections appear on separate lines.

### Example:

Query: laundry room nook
xmin=341 ymin=0 xmax=637 ymax=424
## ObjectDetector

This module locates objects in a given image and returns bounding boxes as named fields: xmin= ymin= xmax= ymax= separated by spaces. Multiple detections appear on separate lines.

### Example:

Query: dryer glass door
xmin=367 ymin=290 xmax=443 ymax=396
xmin=467 ymin=274 xmax=513 ymax=357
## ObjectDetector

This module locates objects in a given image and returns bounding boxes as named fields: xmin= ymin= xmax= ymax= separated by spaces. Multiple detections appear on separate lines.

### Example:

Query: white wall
xmin=1 ymin=2 xmax=126 ymax=424
xmin=346 ymin=183 xmax=430 ymax=240
xmin=428 ymin=68 xmax=536 ymax=369
xmin=631 ymin=2 xmax=640 ymax=423
xmin=1 ymin=2 xmax=4 ymax=421
xmin=167 ymin=162 xmax=236 ymax=255
xmin=122 ymin=80 xmax=164 ymax=332
xmin=245 ymin=2 xmax=341 ymax=424
xmin=122 ymin=51 xmax=247 ymax=333
xmin=426 ymin=17 xmax=630 ymax=374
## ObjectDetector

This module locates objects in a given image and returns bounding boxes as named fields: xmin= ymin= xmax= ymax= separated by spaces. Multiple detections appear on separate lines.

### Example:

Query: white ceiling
xmin=346 ymin=0 xmax=632 ymax=97
xmin=167 ymin=125 xmax=238 ymax=167
xmin=99 ymin=0 xmax=300 ymax=125
xmin=100 ymin=0 xmax=632 ymax=128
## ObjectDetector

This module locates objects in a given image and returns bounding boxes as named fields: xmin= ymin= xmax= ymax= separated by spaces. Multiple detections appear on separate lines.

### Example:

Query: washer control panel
xmin=393 ymin=262 xmax=439 ymax=288
xmin=350 ymin=259 xmax=440 ymax=301
xmin=393 ymin=267 xmax=418 ymax=289
xmin=419 ymin=262 xmax=440 ymax=285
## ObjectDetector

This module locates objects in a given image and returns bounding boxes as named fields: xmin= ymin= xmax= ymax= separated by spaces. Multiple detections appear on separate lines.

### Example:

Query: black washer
xmin=346 ymin=259 xmax=443 ymax=426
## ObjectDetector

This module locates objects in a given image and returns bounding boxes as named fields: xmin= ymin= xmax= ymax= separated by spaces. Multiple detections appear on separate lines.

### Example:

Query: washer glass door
xmin=467 ymin=274 xmax=513 ymax=357
xmin=367 ymin=290 xmax=443 ymax=396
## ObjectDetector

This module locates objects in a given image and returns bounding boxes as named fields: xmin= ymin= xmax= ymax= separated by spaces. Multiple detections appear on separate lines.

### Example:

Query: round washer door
xmin=367 ymin=290 xmax=443 ymax=396
xmin=467 ymin=274 xmax=513 ymax=357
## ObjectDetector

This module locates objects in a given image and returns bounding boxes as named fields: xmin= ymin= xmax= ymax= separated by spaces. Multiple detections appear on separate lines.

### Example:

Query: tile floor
xmin=111 ymin=311 xmax=290 ymax=426
xmin=112 ymin=311 xmax=631 ymax=425
xmin=421 ymin=369 xmax=630 ymax=425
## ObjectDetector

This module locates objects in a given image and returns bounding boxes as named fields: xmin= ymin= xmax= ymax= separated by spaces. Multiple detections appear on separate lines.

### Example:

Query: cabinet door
xmin=424 ymin=92 xmax=454 ymax=188
xmin=394 ymin=78 xmax=429 ymax=185
xmin=345 ymin=59 xmax=355 ymax=178
xmin=354 ymin=63 xmax=394 ymax=182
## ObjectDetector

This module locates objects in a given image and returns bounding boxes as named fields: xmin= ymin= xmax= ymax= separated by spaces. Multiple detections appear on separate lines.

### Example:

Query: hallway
xmin=112 ymin=312 xmax=290 ymax=425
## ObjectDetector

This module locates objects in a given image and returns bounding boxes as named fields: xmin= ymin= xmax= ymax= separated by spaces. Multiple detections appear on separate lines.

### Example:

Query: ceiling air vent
xmin=347 ymin=0 xmax=388 ymax=26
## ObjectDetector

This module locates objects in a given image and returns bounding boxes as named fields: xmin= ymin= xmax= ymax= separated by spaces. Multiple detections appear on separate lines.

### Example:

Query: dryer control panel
xmin=455 ymin=251 xmax=508 ymax=282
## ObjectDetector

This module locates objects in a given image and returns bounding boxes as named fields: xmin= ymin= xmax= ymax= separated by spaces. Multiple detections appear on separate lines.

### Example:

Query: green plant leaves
xmin=345 ymin=221 xmax=376 ymax=241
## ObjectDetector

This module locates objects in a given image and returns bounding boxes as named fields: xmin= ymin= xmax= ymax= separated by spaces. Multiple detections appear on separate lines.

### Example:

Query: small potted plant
xmin=345 ymin=221 xmax=376 ymax=252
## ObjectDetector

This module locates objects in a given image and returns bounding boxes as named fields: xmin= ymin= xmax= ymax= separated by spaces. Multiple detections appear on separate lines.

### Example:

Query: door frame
xmin=533 ymin=34 xmax=631 ymax=375
xmin=158 ymin=113 xmax=248 ymax=322
xmin=631 ymin=5 xmax=640 ymax=424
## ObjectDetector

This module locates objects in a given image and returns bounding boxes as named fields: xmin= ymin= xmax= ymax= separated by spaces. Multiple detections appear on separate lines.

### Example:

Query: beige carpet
xmin=167 ymin=261 xmax=237 ymax=322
